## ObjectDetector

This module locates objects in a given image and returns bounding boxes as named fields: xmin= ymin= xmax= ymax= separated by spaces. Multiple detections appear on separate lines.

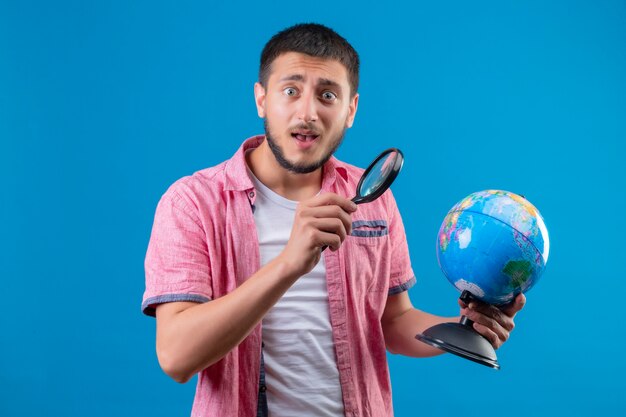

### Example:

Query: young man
xmin=142 ymin=23 xmax=525 ymax=417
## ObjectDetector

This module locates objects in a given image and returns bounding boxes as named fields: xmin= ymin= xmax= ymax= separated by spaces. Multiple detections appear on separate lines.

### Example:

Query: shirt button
xmin=259 ymin=385 xmax=267 ymax=392
xmin=249 ymin=191 xmax=255 ymax=198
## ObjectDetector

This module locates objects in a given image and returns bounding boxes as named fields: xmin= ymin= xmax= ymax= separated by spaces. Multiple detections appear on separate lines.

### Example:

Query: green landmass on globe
xmin=502 ymin=260 xmax=533 ymax=288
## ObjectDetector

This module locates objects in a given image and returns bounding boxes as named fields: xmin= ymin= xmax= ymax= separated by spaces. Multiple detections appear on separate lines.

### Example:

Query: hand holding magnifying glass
xmin=321 ymin=148 xmax=404 ymax=251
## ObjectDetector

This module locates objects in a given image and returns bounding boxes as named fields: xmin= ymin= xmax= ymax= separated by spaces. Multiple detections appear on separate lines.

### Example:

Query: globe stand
xmin=415 ymin=290 xmax=500 ymax=370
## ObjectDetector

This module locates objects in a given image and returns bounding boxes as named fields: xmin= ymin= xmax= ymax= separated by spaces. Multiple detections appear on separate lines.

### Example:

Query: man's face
xmin=254 ymin=52 xmax=359 ymax=173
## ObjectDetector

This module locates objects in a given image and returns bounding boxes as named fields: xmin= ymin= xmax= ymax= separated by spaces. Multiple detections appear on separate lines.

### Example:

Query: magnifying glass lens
xmin=360 ymin=152 xmax=398 ymax=197
xmin=353 ymin=149 xmax=403 ymax=204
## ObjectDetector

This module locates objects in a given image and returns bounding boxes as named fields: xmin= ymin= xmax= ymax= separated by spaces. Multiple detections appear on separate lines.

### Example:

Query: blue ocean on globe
xmin=436 ymin=190 xmax=550 ymax=305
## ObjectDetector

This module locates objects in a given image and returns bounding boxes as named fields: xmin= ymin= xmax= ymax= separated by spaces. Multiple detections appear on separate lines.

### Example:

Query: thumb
xmin=501 ymin=293 xmax=526 ymax=317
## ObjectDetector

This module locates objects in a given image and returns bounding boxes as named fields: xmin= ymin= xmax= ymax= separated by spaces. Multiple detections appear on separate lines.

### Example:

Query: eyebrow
xmin=278 ymin=74 xmax=342 ymax=89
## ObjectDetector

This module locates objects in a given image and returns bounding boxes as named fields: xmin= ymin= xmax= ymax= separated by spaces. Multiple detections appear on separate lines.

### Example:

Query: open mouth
xmin=291 ymin=133 xmax=320 ymax=142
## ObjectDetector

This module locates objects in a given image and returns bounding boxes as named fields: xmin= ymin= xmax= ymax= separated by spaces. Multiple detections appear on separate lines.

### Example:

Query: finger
xmin=464 ymin=308 xmax=510 ymax=342
xmin=468 ymin=302 xmax=514 ymax=332
xmin=307 ymin=192 xmax=358 ymax=213
xmin=472 ymin=322 xmax=502 ymax=349
xmin=468 ymin=301 xmax=505 ymax=322
xmin=303 ymin=205 xmax=353 ymax=236
xmin=500 ymin=293 xmax=526 ymax=317
xmin=315 ymin=230 xmax=342 ymax=251
xmin=310 ymin=218 xmax=348 ymax=245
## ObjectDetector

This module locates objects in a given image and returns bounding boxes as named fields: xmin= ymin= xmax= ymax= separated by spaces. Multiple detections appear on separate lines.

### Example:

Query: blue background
xmin=2 ymin=1 xmax=625 ymax=416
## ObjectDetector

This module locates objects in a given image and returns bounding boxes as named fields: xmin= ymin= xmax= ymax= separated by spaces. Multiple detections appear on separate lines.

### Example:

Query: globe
xmin=436 ymin=190 xmax=550 ymax=306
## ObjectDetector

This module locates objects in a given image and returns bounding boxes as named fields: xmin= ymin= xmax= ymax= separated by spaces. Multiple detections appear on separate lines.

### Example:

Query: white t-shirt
xmin=248 ymin=168 xmax=345 ymax=417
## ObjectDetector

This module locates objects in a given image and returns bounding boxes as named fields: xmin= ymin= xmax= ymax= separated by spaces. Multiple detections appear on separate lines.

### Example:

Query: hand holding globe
xmin=416 ymin=190 xmax=550 ymax=369
xmin=458 ymin=291 xmax=525 ymax=350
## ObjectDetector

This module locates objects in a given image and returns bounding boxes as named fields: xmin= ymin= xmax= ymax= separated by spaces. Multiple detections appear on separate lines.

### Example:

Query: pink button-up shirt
xmin=142 ymin=136 xmax=415 ymax=417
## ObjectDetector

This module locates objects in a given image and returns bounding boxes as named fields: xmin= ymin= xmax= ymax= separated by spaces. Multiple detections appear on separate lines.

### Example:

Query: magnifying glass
xmin=352 ymin=148 xmax=404 ymax=204
xmin=322 ymin=148 xmax=404 ymax=251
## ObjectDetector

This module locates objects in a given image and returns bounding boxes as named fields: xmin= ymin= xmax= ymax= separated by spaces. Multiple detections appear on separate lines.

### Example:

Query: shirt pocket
xmin=349 ymin=220 xmax=389 ymax=243
xmin=343 ymin=220 xmax=389 ymax=292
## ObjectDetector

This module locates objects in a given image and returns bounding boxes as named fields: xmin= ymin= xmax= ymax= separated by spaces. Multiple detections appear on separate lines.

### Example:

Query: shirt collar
xmin=223 ymin=135 xmax=349 ymax=192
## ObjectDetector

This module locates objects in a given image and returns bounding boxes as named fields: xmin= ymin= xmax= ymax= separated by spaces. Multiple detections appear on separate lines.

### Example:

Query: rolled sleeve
xmin=142 ymin=186 xmax=213 ymax=317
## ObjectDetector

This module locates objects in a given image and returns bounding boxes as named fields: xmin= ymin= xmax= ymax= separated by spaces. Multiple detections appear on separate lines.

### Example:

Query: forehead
xmin=268 ymin=52 xmax=349 ymax=87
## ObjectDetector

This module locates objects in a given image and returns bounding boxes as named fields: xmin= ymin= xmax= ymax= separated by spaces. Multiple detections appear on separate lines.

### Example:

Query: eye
xmin=322 ymin=91 xmax=337 ymax=101
xmin=283 ymin=87 xmax=298 ymax=97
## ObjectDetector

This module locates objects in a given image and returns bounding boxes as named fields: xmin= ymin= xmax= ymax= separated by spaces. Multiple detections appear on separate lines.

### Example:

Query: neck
xmin=246 ymin=139 xmax=323 ymax=201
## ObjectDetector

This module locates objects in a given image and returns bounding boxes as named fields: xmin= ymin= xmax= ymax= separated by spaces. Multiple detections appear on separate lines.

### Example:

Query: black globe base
xmin=415 ymin=291 xmax=500 ymax=370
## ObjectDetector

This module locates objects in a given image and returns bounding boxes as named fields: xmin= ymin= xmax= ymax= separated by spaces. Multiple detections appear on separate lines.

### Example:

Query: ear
xmin=345 ymin=93 xmax=359 ymax=128
xmin=254 ymin=82 xmax=266 ymax=118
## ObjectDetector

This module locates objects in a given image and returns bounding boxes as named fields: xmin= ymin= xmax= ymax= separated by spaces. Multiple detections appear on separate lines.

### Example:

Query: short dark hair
xmin=259 ymin=23 xmax=360 ymax=97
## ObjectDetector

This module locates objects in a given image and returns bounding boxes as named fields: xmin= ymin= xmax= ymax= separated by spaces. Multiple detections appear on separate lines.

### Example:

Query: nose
xmin=296 ymin=90 xmax=318 ymax=123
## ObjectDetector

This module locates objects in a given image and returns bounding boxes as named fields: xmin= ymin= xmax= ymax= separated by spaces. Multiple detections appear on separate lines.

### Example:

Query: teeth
xmin=294 ymin=134 xmax=317 ymax=142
